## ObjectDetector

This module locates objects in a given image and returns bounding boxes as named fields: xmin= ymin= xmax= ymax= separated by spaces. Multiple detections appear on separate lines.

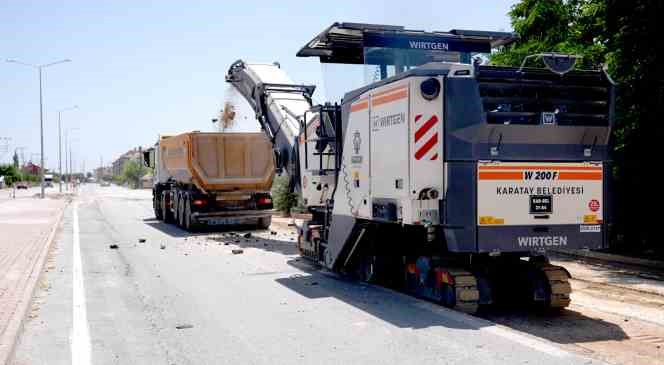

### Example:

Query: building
xmin=21 ymin=162 xmax=42 ymax=176
xmin=112 ymin=147 xmax=143 ymax=177
xmin=94 ymin=166 xmax=113 ymax=181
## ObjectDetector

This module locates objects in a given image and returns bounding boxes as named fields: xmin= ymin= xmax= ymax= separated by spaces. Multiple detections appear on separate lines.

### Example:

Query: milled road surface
xmin=11 ymin=185 xmax=613 ymax=364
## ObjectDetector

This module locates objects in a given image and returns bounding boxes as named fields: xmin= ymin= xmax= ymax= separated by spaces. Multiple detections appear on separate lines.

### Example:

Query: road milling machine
xmin=226 ymin=23 xmax=614 ymax=313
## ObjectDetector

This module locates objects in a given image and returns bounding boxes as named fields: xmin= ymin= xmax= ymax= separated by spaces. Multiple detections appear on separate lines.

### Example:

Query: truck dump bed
xmin=159 ymin=132 xmax=275 ymax=192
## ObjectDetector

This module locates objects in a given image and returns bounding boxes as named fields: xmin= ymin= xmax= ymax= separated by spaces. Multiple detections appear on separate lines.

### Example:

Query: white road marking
xmin=71 ymin=201 xmax=92 ymax=365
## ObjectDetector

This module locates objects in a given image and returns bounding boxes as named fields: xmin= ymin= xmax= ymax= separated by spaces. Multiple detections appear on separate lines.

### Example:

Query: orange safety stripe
xmin=350 ymin=100 xmax=369 ymax=112
xmin=372 ymin=89 xmax=408 ymax=107
xmin=372 ymin=85 xmax=408 ymax=98
xmin=479 ymin=165 xmax=601 ymax=171
xmin=478 ymin=171 xmax=523 ymax=180
xmin=558 ymin=172 xmax=602 ymax=180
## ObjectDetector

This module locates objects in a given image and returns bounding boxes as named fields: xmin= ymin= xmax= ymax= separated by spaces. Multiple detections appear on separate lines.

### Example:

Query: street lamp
xmin=57 ymin=105 xmax=78 ymax=192
xmin=69 ymin=138 xmax=80 ymax=191
xmin=6 ymin=58 xmax=71 ymax=198
xmin=65 ymin=128 xmax=79 ymax=191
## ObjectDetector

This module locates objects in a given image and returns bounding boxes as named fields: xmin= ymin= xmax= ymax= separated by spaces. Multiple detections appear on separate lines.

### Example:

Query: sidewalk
xmin=0 ymin=193 xmax=67 ymax=364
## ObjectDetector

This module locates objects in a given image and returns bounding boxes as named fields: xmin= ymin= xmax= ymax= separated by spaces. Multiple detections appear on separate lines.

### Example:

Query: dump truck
xmin=226 ymin=22 xmax=615 ymax=313
xmin=144 ymin=132 xmax=275 ymax=230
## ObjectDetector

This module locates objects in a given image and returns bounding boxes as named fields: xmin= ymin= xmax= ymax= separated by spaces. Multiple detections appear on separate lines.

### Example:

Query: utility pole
xmin=6 ymin=58 xmax=71 ymax=198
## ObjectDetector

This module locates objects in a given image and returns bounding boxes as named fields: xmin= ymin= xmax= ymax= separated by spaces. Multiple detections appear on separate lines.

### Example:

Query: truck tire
xmin=258 ymin=216 xmax=272 ymax=230
xmin=154 ymin=194 xmax=163 ymax=220
xmin=162 ymin=194 xmax=173 ymax=223
xmin=177 ymin=195 xmax=185 ymax=227
xmin=184 ymin=199 xmax=196 ymax=232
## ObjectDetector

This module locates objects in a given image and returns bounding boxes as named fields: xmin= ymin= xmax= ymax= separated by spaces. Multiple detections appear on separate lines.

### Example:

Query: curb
xmin=551 ymin=249 xmax=664 ymax=271
xmin=0 ymin=201 xmax=67 ymax=365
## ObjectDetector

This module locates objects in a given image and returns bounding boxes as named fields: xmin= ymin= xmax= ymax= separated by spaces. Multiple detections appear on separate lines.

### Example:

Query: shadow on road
xmin=144 ymin=214 xmax=629 ymax=341
xmin=144 ymin=218 xmax=262 ymax=237
xmin=275 ymin=258 xmax=629 ymax=340
xmin=480 ymin=307 xmax=628 ymax=344
xmin=275 ymin=258 xmax=485 ymax=331
xmin=144 ymin=217 xmax=300 ymax=256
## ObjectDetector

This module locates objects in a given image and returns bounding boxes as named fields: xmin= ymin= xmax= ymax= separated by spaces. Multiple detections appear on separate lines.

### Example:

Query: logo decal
xmin=541 ymin=112 xmax=556 ymax=125
xmin=352 ymin=130 xmax=361 ymax=155
xmin=517 ymin=236 xmax=568 ymax=248
xmin=588 ymin=199 xmax=600 ymax=212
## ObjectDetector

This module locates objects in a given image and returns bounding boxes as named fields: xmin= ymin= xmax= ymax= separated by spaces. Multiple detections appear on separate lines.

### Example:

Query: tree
xmin=493 ymin=0 xmax=664 ymax=257
xmin=604 ymin=0 xmax=664 ymax=255
xmin=271 ymin=174 xmax=298 ymax=214
xmin=491 ymin=0 xmax=607 ymax=70
xmin=0 ymin=165 xmax=21 ymax=185
xmin=122 ymin=159 xmax=147 ymax=189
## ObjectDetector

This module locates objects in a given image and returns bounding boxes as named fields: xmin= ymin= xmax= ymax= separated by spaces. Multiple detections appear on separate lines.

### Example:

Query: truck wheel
xmin=154 ymin=195 xmax=163 ymax=220
xmin=184 ymin=199 xmax=196 ymax=232
xmin=258 ymin=216 xmax=272 ymax=230
xmin=162 ymin=194 xmax=173 ymax=223
xmin=177 ymin=195 xmax=185 ymax=227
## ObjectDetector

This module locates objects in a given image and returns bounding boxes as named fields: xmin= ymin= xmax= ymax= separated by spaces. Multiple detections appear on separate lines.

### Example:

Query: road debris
xmin=109 ymin=244 xmax=119 ymax=249
xmin=160 ymin=244 xmax=166 ymax=250
xmin=175 ymin=324 xmax=194 ymax=329
xmin=232 ymin=249 xmax=244 ymax=255
xmin=138 ymin=238 xmax=146 ymax=243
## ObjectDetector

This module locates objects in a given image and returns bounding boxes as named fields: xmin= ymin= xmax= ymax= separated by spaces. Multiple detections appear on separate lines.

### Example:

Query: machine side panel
xmin=370 ymin=82 xmax=411 ymax=202
xmin=325 ymin=100 xmax=364 ymax=268
xmin=408 ymin=76 xmax=445 ymax=224
xmin=334 ymin=94 xmax=372 ymax=219
xmin=442 ymin=161 xmax=477 ymax=252
xmin=444 ymin=78 xmax=482 ymax=161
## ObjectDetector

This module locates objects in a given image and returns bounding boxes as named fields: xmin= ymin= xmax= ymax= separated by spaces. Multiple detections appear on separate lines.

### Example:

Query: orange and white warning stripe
xmin=413 ymin=114 xmax=440 ymax=160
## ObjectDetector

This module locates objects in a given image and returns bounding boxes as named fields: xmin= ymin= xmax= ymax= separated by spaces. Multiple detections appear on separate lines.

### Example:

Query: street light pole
xmin=38 ymin=67 xmax=44 ymax=198
xmin=64 ymin=128 xmax=79 ymax=192
xmin=58 ymin=109 xmax=62 ymax=192
xmin=6 ymin=58 xmax=71 ymax=198
xmin=64 ymin=130 xmax=68 ymax=191
xmin=57 ymin=106 xmax=77 ymax=193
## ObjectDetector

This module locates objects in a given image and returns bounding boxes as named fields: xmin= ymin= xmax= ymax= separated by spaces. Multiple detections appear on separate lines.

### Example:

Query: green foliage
xmin=494 ymin=0 xmax=664 ymax=257
xmin=604 ymin=0 xmax=664 ymax=255
xmin=271 ymin=174 xmax=298 ymax=214
xmin=491 ymin=0 xmax=607 ymax=69
xmin=122 ymin=159 xmax=148 ymax=189
xmin=0 ymin=165 xmax=21 ymax=185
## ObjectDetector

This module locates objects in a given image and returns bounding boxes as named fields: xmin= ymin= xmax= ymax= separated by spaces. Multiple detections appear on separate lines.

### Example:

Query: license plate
xmin=530 ymin=195 xmax=552 ymax=214
xmin=207 ymin=218 xmax=244 ymax=225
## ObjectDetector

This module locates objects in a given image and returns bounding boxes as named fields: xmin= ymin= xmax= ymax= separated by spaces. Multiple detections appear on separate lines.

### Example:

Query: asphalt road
xmin=13 ymin=184 xmax=603 ymax=365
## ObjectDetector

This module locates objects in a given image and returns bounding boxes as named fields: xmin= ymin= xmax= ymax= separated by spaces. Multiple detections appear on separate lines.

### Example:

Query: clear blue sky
xmin=1 ymin=0 xmax=514 ymax=172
